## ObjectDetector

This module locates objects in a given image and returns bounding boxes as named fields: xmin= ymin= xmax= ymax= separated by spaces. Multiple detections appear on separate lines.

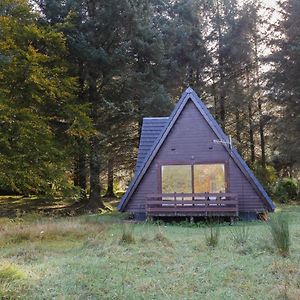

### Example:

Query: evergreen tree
xmin=37 ymin=0 xmax=173 ymax=208
xmin=267 ymin=0 xmax=300 ymax=176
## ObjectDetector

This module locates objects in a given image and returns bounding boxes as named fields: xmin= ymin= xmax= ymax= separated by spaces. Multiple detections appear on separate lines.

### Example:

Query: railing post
xmin=174 ymin=192 xmax=177 ymax=214
xmin=146 ymin=195 xmax=150 ymax=216
xmin=146 ymin=196 xmax=148 ymax=215
xmin=235 ymin=194 xmax=239 ymax=216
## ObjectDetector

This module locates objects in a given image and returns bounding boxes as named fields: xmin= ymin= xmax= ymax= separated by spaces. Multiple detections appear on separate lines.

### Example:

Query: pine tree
xmin=267 ymin=0 xmax=300 ymax=176
xmin=37 ymin=0 xmax=174 ymax=209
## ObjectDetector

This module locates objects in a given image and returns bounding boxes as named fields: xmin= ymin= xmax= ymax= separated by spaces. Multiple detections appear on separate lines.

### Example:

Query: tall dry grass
xmin=120 ymin=224 xmax=136 ymax=244
xmin=205 ymin=222 xmax=220 ymax=248
xmin=0 ymin=218 xmax=107 ymax=246
xmin=269 ymin=213 xmax=290 ymax=257
xmin=229 ymin=224 xmax=250 ymax=245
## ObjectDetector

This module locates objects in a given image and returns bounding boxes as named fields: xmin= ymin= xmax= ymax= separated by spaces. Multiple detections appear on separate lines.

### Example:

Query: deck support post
xmin=147 ymin=216 xmax=153 ymax=223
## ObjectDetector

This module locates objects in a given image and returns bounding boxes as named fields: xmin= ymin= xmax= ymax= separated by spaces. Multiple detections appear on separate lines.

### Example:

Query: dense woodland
xmin=0 ymin=0 xmax=299 ymax=209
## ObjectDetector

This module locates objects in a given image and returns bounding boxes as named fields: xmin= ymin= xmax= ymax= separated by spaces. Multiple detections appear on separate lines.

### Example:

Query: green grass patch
xmin=0 ymin=264 xmax=24 ymax=283
xmin=0 ymin=264 xmax=27 ymax=299
xmin=0 ymin=206 xmax=299 ymax=299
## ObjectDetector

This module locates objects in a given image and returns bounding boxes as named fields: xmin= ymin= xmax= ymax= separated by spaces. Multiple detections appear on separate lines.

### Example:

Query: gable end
xmin=118 ymin=87 xmax=275 ymax=212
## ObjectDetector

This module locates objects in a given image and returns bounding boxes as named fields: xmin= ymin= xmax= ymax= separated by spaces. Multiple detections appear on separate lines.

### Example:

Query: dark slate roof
xmin=135 ymin=117 xmax=169 ymax=173
xmin=118 ymin=87 xmax=275 ymax=212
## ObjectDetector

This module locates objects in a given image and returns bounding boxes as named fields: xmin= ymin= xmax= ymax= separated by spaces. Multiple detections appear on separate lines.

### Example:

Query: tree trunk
xmin=235 ymin=106 xmax=242 ymax=153
xmin=212 ymin=71 xmax=219 ymax=121
xmin=258 ymin=99 xmax=266 ymax=168
xmin=74 ymin=159 xmax=79 ymax=187
xmin=87 ymin=75 xmax=104 ymax=210
xmin=77 ymin=151 xmax=87 ymax=201
xmin=234 ymin=80 xmax=242 ymax=153
xmin=104 ymin=158 xmax=115 ymax=198
xmin=73 ymin=60 xmax=88 ymax=201
xmin=74 ymin=152 xmax=87 ymax=201
xmin=246 ymin=67 xmax=255 ymax=165
xmin=88 ymin=137 xmax=104 ymax=209
xmin=253 ymin=22 xmax=266 ymax=168
xmin=216 ymin=0 xmax=226 ymax=130
xmin=248 ymin=102 xmax=255 ymax=165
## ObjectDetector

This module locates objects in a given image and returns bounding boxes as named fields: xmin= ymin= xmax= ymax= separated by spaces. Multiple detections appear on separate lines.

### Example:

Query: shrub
xmin=205 ymin=222 xmax=220 ymax=248
xmin=274 ymin=178 xmax=298 ymax=203
xmin=253 ymin=163 xmax=277 ymax=193
xmin=120 ymin=224 xmax=135 ymax=244
xmin=269 ymin=213 xmax=290 ymax=257
xmin=229 ymin=224 xmax=250 ymax=245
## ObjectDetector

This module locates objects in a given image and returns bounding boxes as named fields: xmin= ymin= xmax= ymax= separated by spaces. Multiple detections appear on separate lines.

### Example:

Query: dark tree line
xmin=0 ymin=0 xmax=299 ymax=207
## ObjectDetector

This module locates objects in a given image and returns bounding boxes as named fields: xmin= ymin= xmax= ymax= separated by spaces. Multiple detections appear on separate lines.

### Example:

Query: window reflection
xmin=161 ymin=163 xmax=226 ymax=199
xmin=194 ymin=164 xmax=225 ymax=193
xmin=162 ymin=165 xmax=192 ymax=200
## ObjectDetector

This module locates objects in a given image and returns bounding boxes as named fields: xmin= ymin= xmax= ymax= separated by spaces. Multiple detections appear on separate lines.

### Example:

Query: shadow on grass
xmin=0 ymin=195 xmax=120 ymax=218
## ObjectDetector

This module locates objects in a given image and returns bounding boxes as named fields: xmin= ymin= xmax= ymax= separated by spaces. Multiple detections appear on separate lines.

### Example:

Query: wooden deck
xmin=146 ymin=193 xmax=239 ymax=217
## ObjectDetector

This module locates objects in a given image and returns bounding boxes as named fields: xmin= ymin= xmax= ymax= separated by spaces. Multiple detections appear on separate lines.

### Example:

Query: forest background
xmin=0 ymin=0 xmax=299 ymax=209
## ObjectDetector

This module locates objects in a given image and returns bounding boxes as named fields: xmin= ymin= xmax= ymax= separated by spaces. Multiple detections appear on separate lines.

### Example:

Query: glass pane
xmin=193 ymin=164 xmax=225 ymax=193
xmin=161 ymin=165 xmax=192 ymax=195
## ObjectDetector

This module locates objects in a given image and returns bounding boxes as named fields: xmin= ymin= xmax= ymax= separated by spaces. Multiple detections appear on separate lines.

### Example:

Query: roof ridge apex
xmin=185 ymin=87 xmax=195 ymax=94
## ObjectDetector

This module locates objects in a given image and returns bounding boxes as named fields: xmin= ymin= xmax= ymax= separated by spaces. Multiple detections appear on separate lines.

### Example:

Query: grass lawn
xmin=0 ymin=205 xmax=300 ymax=299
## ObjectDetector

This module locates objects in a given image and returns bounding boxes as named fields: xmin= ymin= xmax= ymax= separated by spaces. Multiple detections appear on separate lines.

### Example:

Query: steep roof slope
xmin=118 ymin=87 xmax=275 ymax=212
xmin=135 ymin=117 xmax=169 ymax=173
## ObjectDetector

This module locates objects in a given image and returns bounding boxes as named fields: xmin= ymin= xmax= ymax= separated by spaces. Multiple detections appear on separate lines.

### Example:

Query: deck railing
xmin=146 ymin=193 xmax=238 ymax=217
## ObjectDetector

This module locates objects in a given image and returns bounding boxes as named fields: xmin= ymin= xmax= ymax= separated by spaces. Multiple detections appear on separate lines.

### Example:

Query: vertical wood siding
xmin=126 ymin=100 xmax=266 ymax=212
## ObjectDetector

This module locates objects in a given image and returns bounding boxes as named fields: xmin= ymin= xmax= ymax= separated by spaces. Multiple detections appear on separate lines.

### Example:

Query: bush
xmin=269 ymin=213 xmax=290 ymax=257
xmin=253 ymin=163 xmax=277 ymax=193
xmin=274 ymin=178 xmax=298 ymax=203
xmin=229 ymin=224 xmax=250 ymax=245
xmin=205 ymin=222 xmax=220 ymax=248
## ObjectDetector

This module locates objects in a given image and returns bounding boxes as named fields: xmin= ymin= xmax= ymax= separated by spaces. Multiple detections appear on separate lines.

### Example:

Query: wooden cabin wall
xmin=125 ymin=100 xmax=266 ymax=213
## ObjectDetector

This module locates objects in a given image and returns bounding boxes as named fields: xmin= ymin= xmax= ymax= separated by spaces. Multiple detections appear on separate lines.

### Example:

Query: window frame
xmin=160 ymin=164 xmax=193 ymax=195
xmin=158 ymin=160 xmax=229 ymax=194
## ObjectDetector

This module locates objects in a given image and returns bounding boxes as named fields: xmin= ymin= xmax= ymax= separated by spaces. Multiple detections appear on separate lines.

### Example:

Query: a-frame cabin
xmin=118 ymin=88 xmax=275 ymax=220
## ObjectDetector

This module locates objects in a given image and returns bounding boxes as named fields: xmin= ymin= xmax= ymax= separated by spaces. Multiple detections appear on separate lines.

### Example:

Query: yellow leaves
xmin=0 ymin=17 xmax=18 ymax=52
xmin=0 ymin=38 xmax=16 ymax=51
xmin=23 ymin=23 xmax=67 ymax=55
xmin=0 ymin=0 xmax=86 ymax=196
xmin=26 ymin=44 xmax=49 ymax=62
xmin=0 ymin=16 xmax=11 ymax=26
